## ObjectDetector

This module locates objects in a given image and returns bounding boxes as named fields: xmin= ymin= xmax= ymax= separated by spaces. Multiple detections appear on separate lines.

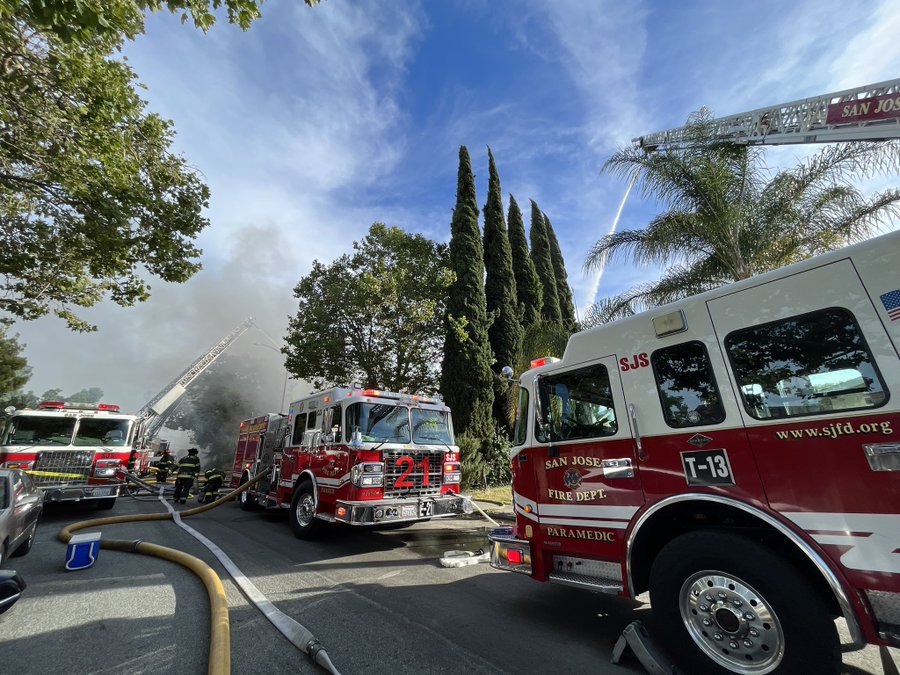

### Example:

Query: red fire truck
xmin=230 ymin=387 xmax=469 ymax=537
xmin=489 ymin=229 xmax=900 ymax=674
xmin=1 ymin=401 xmax=136 ymax=509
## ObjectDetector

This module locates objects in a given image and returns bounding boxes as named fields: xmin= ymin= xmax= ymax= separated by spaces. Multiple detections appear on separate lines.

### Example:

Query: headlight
xmin=351 ymin=462 xmax=384 ymax=487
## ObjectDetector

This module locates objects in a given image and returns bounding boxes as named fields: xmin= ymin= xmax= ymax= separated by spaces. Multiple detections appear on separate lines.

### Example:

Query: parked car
xmin=0 ymin=469 xmax=43 ymax=567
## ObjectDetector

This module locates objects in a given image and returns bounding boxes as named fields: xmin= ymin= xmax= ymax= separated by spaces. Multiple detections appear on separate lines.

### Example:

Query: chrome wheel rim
xmin=295 ymin=493 xmax=315 ymax=527
xmin=680 ymin=571 xmax=785 ymax=673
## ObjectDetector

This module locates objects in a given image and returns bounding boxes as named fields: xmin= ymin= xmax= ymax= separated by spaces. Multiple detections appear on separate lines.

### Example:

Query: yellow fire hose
xmin=57 ymin=473 xmax=270 ymax=675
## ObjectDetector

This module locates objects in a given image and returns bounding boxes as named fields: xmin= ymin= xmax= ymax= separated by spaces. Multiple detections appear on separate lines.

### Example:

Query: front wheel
xmin=289 ymin=482 xmax=321 ymax=540
xmin=649 ymin=531 xmax=840 ymax=675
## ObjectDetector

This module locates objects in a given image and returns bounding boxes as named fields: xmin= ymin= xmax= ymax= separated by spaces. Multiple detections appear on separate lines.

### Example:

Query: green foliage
xmin=167 ymin=355 xmax=266 ymax=469
xmin=482 ymin=148 xmax=522 ymax=434
xmin=543 ymin=213 xmax=576 ymax=330
xmin=0 ymin=1 xmax=321 ymax=330
xmin=459 ymin=425 xmax=512 ymax=491
xmin=507 ymin=195 xmax=542 ymax=328
xmin=440 ymin=146 xmax=494 ymax=439
xmin=0 ymin=329 xmax=29 ymax=396
xmin=529 ymin=200 xmax=561 ymax=324
xmin=585 ymin=110 xmax=900 ymax=323
xmin=285 ymin=223 xmax=452 ymax=394
xmin=0 ymin=1 xmax=321 ymax=44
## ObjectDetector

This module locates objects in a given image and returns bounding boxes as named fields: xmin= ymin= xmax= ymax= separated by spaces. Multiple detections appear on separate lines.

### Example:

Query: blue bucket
xmin=65 ymin=532 xmax=101 ymax=571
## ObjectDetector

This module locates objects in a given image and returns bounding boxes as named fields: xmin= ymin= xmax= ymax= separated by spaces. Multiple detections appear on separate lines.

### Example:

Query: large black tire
xmin=11 ymin=521 xmax=37 ymax=558
xmin=288 ymin=482 xmax=321 ymax=540
xmin=649 ymin=531 xmax=840 ymax=675
xmin=238 ymin=473 xmax=257 ymax=511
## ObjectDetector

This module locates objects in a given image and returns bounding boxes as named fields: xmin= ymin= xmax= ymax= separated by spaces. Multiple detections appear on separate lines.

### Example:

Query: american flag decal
xmin=881 ymin=290 xmax=900 ymax=321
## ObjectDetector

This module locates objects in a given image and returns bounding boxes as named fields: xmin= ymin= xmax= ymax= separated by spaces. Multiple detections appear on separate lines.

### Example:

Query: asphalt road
xmin=1 ymin=491 xmax=896 ymax=675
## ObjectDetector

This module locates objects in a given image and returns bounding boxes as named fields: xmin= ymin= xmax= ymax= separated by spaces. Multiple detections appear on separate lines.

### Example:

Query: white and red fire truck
xmin=230 ymin=387 xmax=470 ymax=537
xmin=1 ymin=401 xmax=136 ymax=509
xmin=490 ymin=229 xmax=900 ymax=674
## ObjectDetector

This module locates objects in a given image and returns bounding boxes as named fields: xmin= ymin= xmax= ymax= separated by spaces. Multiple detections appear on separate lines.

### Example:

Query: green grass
xmin=468 ymin=484 xmax=513 ymax=505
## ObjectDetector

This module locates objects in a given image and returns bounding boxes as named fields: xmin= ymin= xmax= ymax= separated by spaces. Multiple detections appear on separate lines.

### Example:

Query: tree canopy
xmin=440 ymin=146 xmax=494 ymax=438
xmin=0 ymin=0 xmax=319 ymax=330
xmin=284 ymin=223 xmax=452 ymax=394
xmin=507 ymin=195 xmax=542 ymax=328
xmin=0 ymin=329 xmax=29 ymax=396
xmin=482 ymin=148 xmax=522 ymax=435
xmin=584 ymin=110 xmax=900 ymax=325
xmin=529 ymin=200 xmax=561 ymax=324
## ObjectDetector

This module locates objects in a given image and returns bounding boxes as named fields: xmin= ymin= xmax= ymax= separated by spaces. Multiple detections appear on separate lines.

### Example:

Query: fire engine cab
xmin=490 ymin=229 xmax=900 ymax=674
xmin=231 ymin=387 xmax=470 ymax=538
xmin=0 ymin=401 xmax=136 ymax=509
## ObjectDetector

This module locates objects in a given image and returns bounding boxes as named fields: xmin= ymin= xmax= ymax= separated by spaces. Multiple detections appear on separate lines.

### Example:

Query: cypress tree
xmin=529 ymin=200 xmax=561 ymax=324
xmin=507 ymin=195 xmax=542 ymax=328
xmin=543 ymin=212 xmax=577 ymax=330
xmin=440 ymin=146 xmax=494 ymax=439
xmin=482 ymin=148 xmax=523 ymax=434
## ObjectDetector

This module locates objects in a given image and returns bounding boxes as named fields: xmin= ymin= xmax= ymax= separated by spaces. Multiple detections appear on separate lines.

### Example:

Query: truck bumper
xmin=335 ymin=493 xmax=472 ymax=525
xmin=41 ymin=483 xmax=121 ymax=503
xmin=488 ymin=527 xmax=533 ymax=575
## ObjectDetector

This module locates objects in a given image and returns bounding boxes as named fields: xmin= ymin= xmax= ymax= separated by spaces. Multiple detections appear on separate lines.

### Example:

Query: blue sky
xmin=14 ymin=0 xmax=900 ymax=414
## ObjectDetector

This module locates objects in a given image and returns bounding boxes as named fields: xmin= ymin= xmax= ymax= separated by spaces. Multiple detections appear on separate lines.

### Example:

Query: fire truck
xmin=490 ymin=78 xmax=900 ymax=675
xmin=490 ymin=227 xmax=900 ymax=674
xmin=0 ymin=401 xmax=136 ymax=509
xmin=230 ymin=387 xmax=470 ymax=538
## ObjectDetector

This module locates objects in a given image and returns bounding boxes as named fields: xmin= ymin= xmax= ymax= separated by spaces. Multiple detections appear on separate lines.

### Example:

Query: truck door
xmin=708 ymin=258 xmax=900 ymax=576
xmin=528 ymin=356 xmax=645 ymax=565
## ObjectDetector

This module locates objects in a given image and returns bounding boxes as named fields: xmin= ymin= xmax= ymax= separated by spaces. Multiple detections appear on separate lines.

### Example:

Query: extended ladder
xmin=634 ymin=78 xmax=900 ymax=150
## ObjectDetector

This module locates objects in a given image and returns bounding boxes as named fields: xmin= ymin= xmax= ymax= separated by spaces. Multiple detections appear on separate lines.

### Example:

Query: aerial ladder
xmin=633 ymin=77 xmax=900 ymax=150
xmin=129 ymin=317 xmax=256 ymax=470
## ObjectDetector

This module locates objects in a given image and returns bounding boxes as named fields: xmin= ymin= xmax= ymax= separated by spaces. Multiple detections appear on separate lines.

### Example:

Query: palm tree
xmin=583 ymin=110 xmax=900 ymax=326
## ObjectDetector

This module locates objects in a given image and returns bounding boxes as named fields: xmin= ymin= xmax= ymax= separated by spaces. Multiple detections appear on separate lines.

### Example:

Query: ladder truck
xmin=129 ymin=317 xmax=255 ymax=473
xmin=491 ymin=80 xmax=900 ymax=675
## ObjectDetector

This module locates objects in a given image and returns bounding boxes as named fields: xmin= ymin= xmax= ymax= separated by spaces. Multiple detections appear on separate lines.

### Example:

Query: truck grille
xmin=32 ymin=450 xmax=93 ymax=486
xmin=382 ymin=448 xmax=443 ymax=497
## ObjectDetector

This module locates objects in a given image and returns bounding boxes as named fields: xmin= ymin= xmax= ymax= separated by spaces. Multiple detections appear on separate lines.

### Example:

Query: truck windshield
xmin=3 ymin=416 xmax=76 ymax=446
xmin=411 ymin=409 xmax=453 ymax=444
xmin=74 ymin=418 xmax=132 ymax=447
xmin=346 ymin=403 xmax=410 ymax=443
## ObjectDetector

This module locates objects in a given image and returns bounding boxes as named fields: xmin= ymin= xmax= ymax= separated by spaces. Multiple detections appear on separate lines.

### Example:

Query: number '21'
xmin=619 ymin=353 xmax=649 ymax=372
xmin=394 ymin=456 xmax=429 ymax=488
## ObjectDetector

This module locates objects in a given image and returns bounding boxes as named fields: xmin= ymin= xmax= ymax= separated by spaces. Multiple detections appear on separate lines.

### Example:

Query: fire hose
xmin=58 ymin=471 xmax=341 ymax=675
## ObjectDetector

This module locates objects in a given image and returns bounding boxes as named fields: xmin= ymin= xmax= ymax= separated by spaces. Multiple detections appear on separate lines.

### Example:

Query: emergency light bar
xmin=38 ymin=401 xmax=121 ymax=412
xmin=530 ymin=357 xmax=560 ymax=369
xmin=358 ymin=389 xmax=442 ymax=405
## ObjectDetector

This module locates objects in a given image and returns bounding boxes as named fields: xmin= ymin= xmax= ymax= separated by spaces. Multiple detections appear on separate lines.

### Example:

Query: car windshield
xmin=73 ymin=418 xmax=132 ymax=447
xmin=3 ymin=416 xmax=75 ymax=446
xmin=346 ymin=403 xmax=410 ymax=443
xmin=411 ymin=409 xmax=454 ymax=444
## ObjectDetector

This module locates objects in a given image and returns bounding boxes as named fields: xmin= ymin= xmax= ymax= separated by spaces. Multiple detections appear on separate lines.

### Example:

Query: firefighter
xmin=173 ymin=448 xmax=201 ymax=504
xmin=155 ymin=450 xmax=176 ymax=484
xmin=199 ymin=467 xmax=225 ymax=504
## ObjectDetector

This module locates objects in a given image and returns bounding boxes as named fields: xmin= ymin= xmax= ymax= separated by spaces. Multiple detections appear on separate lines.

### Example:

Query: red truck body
xmin=231 ymin=387 xmax=469 ymax=536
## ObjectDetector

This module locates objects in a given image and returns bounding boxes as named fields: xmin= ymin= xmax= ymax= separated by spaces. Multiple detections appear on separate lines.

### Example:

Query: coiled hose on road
xmin=57 ymin=472 xmax=341 ymax=675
